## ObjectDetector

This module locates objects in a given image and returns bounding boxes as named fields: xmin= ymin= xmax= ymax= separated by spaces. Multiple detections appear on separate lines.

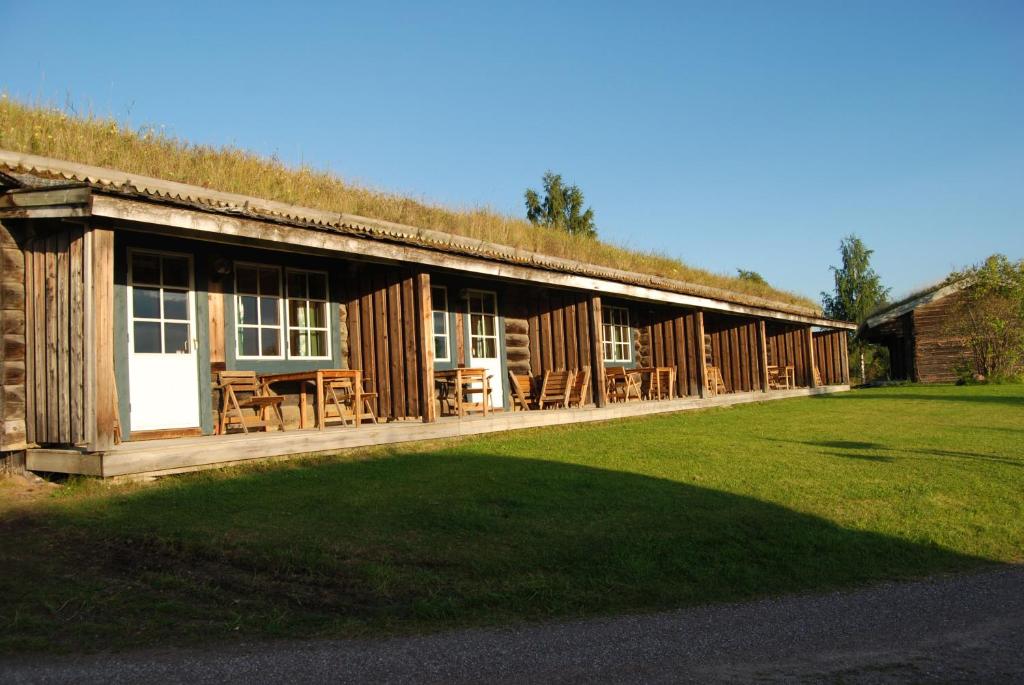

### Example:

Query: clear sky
xmin=2 ymin=1 xmax=1021 ymax=302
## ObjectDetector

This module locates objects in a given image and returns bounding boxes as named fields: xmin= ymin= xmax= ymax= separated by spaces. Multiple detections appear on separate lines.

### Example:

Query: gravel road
xmin=3 ymin=566 xmax=1022 ymax=684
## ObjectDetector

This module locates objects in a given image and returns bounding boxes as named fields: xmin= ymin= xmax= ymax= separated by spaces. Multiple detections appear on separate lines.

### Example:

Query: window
xmin=431 ymin=286 xmax=450 ymax=362
xmin=467 ymin=291 xmax=498 ymax=359
xmin=286 ymin=269 xmax=330 ymax=359
xmin=235 ymin=264 xmax=283 ymax=358
xmin=129 ymin=251 xmax=193 ymax=354
xmin=602 ymin=306 xmax=631 ymax=362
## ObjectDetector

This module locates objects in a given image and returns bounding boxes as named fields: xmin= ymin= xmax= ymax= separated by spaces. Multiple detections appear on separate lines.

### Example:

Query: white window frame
xmin=602 ymin=306 xmax=632 ymax=363
xmin=466 ymin=289 xmax=499 ymax=360
xmin=431 ymin=285 xmax=451 ymax=363
xmin=234 ymin=262 xmax=285 ymax=360
xmin=285 ymin=268 xmax=332 ymax=360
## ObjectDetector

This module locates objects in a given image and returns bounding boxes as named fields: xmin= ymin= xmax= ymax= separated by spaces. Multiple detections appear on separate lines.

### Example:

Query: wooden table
xmin=634 ymin=366 xmax=677 ymax=400
xmin=435 ymin=368 xmax=491 ymax=417
xmin=260 ymin=369 xmax=361 ymax=430
xmin=767 ymin=364 xmax=796 ymax=390
xmin=605 ymin=368 xmax=643 ymax=402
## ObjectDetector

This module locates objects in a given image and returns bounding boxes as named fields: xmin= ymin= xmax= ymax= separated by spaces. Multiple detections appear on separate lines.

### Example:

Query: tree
xmin=737 ymin=269 xmax=767 ymax=285
xmin=524 ymin=171 xmax=597 ymax=238
xmin=821 ymin=235 xmax=889 ymax=324
xmin=945 ymin=254 xmax=1024 ymax=380
xmin=821 ymin=235 xmax=890 ymax=382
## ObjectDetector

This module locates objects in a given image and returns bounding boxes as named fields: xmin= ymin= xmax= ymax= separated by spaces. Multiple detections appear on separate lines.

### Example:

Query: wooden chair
xmin=508 ymin=370 xmax=536 ymax=411
xmin=537 ymin=369 xmax=575 ymax=409
xmin=218 ymin=371 xmax=285 ymax=434
xmin=706 ymin=366 xmax=728 ymax=396
xmin=606 ymin=367 xmax=642 ymax=402
xmin=566 ymin=366 xmax=591 ymax=408
xmin=644 ymin=367 xmax=676 ymax=400
xmin=812 ymin=366 xmax=823 ymax=387
xmin=766 ymin=365 xmax=789 ymax=390
xmin=356 ymin=377 xmax=379 ymax=424
xmin=323 ymin=377 xmax=360 ymax=427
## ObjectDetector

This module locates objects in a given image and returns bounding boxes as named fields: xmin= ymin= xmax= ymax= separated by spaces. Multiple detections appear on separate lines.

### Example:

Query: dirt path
xmin=3 ymin=566 xmax=1022 ymax=684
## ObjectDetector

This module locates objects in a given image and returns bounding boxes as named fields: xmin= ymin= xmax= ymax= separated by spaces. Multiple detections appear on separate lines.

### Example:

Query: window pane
xmin=260 ymin=297 xmax=279 ymax=325
xmin=484 ymin=339 xmax=496 ymax=358
xmin=259 ymin=268 xmax=279 ymax=296
xmin=164 ymin=322 xmax=189 ymax=353
xmin=287 ymin=272 xmax=306 ymax=299
xmin=163 ymin=290 xmax=188 ymax=320
xmin=604 ymin=342 xmax=613 ymax=360
xmin=308 ymin=301 xmax=327 ymax=328
xmin=131 ymin=254 xmax=160 ymax=285
xmin=134 ymin=321 xmax=161 ymax=353
xmin=483 ymin=315 xmax=495 ymax=336
xmin=162 ymin=257 xmax=189 ymax=288
xmin=289 ymin=299 xmax=306 ymax=327
xmin=239 ymin=328 xmax=259 ymax=357
xmin=261 ymin=328 xmax=281 ymax=356
xmin=309 ymin=330 xmax=327 ymax=357
xmin=289 ymin=330 xmax=304 ymax=357
xmin=239 ymin=295 xmax=258 ymax=325
xmin=236 ymin=267 xmax=258 ymax=294
xmin=472 ymin=339 xmax=484 ymax=358
xmin=308 ymin=273 xmax=327 ymax=301
xmin=133 ymin=287 xmax=161 ymax=319
xmin=434 ymin=336 xmax=447 ymax=360
xmin=433 ymin=311 xmax=446 ymax=336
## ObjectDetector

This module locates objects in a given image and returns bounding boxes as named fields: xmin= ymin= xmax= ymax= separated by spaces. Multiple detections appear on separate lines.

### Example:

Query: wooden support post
xmin=840 ymin=331 xmax=851 ymax=384
xmin=88 ymin=228 xmax=116 ymax=452
xmin=414 ymin=271 xmax=436 ymax=423
xmin=587 ymin=295 xmax=607 ymax=407
xmin=806 ymin=326 xmax=818 ymax=388
xmin=696 ymin=310 xmax=708 ymax=399
xmin=757 ymin=320 xmax=770 ymax=393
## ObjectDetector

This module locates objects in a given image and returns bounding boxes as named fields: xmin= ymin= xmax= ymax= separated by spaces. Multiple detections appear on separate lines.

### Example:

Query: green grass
xmin=0 ymin=96 xmax=818 ymax=311
xmin=2 ymin=384 xmax=1022 ymax=654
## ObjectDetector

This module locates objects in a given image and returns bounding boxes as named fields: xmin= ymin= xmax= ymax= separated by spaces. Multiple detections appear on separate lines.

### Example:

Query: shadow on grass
xmin=0 ymin=452 xmax=992 ymax=653
xmin=771 ymin=438 xmax=1022 ymax=468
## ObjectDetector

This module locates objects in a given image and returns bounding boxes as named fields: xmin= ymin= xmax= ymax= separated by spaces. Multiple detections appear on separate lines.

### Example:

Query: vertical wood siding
xmin=702 ymin=313 xmax=764 ymax=393
xmin=22 ymin=222 xmax=88 ymax=447
xmin=343 ymin=264 xmax=430 ymax=420
xmin=635 ymin=307 xmax=704 ymax=396
xmin=813 ymin=330 xmax=850 ymax=385
xmin=765 ymin=322 xmax=814 ymax=387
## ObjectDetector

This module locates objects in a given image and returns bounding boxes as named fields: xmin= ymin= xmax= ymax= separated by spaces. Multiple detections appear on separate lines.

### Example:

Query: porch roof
xmin=0 ymin=149 xmax=855 ymax=330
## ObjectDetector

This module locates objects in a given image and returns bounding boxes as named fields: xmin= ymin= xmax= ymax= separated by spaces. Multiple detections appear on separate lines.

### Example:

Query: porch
xmin=26 ymin=383 xmax=849 ymax=478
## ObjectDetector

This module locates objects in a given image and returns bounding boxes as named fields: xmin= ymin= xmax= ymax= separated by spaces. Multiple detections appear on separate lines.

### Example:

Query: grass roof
xmin=0 ymin=96 xmax=818 ymax=310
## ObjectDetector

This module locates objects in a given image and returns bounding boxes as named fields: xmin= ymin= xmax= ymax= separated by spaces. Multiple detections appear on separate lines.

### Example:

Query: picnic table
xmin=435 ymin=368 xmax=491 ymax=417
xmin=260 ymin=369 xmax=362 ymax=430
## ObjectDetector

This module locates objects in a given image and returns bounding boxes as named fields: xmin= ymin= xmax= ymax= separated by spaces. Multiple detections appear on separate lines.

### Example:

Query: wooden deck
xmin=26 ymin=385 xmax=849 ymax=478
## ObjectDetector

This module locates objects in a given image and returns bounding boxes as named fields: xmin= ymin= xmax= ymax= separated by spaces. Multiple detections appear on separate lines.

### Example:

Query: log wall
xmin=344 ymin=264 xmax=431 ymax=420
xmin=704 ymin=313 xmax=764 ymax=393
xmin=812 ymin=329 xmax=850 ymax=385
xmin=912 ymin=292 xmax=970 ymax=383
xmin=1 ymin=219 xmax=28 ymax=452
xmin=636 ymin=307 xmax=703 ymax=396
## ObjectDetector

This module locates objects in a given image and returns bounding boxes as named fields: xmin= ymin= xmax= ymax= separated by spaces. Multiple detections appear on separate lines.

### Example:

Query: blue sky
xmin=2 ymin=1 xmax=1021 ymax=302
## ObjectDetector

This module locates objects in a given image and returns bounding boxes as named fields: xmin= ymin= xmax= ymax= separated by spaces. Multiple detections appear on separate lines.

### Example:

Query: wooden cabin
xmin=0 ymin=150 xmax=854 ymax=477
xmin=860 ymin=279 xmax=973 ymax=383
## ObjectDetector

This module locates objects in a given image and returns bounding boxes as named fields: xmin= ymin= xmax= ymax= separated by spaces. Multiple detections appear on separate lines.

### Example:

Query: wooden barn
xmin=0 ymin=150 xmax=854 ymax=478
xmin=859 ymin=278 xmax=973 ymax=383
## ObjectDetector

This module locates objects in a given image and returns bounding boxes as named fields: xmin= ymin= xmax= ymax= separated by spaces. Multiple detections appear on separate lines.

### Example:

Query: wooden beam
xmin=88 ymin=228 xmax=116 ymax=452
xmin=696 ymin=311 xmax=708 ymax=399
xmin=587 ymin=295 xmax=607 ymax=407
xmin=414 ymin=271 xmax=436 ymax=423
xmin=806 ymin=326 xmax=818 ymax=388
xmin=757 ymin=320 xmax=770 ymax=393
xmin=89 ymin=195 xmax=856 ymax=330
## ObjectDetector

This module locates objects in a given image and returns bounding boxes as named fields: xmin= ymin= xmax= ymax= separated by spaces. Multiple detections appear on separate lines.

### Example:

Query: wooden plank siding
xmin=18 ymin=222 xmax=89 ymax=447
xmin=812 ymin=329 xmax=850 ymax=385
xmin=506 ymin=286 xmax=604 ymax=405
xmin=702 ymin=312 xmax=764 ymax=393
xmin=910 ymin=292 xmax=970 ymax=383
xmin=635 ymin=306 xmax=704 ymax=397
xmin=765 ymin=322 xmax=814 ymax=387
xmin=1 ymin=218 xmax=28 ymax=452
xmin=343 ymin=264 xmax=431 ymax=420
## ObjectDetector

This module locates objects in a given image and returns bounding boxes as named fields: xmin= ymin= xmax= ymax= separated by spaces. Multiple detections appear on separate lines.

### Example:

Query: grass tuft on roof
xmin=0 ymin=96 xmax=818 ymax=310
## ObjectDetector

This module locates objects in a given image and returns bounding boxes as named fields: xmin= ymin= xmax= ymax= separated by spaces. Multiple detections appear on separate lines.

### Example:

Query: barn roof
xmin=861 ymin=276 xmax=973 ymax=333
xmin=0 ymin=149 xmax=855 ymax=328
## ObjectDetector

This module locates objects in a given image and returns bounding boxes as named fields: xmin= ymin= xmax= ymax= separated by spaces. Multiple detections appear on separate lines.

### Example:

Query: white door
xmin=466 ymin=290 xmax=505 ymax=409
xmin=127 ymin=250 xmax=201 ymax=432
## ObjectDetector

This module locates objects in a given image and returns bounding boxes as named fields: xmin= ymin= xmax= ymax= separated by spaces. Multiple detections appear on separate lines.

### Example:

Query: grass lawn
xmin=1 ymin=384 xmax=1022 ymax=654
